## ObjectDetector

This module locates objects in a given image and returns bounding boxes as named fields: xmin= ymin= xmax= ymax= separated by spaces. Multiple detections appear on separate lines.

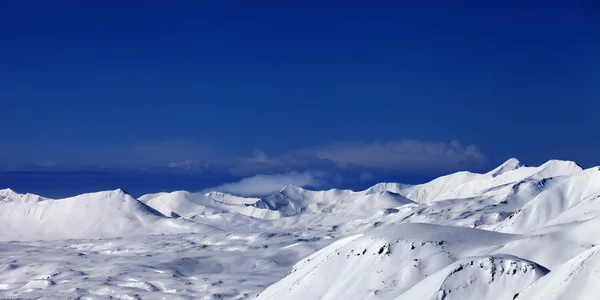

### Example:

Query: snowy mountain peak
xmin=539 ymin=159 xmax=583 ymax=171
xmin=0 ymin=188 xmax=49 ymax=203
xmin=0 ymin=188 xmax=20 ymax=202
xmin=364 ymin=182 xmax=410 ymax=194
xmin=111 ymin=188 xmax=129 ymax=196
xmin=0 ymin=188 xmax=17 ymax=194
xmin=204 ymin=191 xmax=260 ymax=205
xmin=488 ymin=158 xmax=524 ymax=177
xmin=279 ymin=184 xmax=304 ymax=194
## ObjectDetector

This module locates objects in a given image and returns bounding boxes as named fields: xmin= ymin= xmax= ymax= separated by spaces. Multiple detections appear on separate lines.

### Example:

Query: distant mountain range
xmin=1 ymin=158 xmax=599 ymax=299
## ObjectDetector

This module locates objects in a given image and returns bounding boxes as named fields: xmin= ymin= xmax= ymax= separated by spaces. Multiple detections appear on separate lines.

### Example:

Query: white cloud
xmin=203 ymin=171 xmax=329 ymax=197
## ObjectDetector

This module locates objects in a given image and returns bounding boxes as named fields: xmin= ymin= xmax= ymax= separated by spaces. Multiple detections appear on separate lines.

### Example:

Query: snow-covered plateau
xmin=2 ymin=158 xmax=600 ymax=299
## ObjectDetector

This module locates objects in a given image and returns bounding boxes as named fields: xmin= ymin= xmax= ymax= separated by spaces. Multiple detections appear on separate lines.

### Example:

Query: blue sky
xmin=1 ymin=1 xmax=599 ymax=195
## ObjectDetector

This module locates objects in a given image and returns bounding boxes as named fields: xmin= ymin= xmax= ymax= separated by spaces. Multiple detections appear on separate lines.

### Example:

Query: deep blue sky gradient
xmin=1 ymin=1 xmax=599 ymax=192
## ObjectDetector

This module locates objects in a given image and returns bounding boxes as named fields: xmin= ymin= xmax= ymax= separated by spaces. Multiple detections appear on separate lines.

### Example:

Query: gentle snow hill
xmin=396 ymin=255 xmax=549 ymax=300
xmin=396 ymin=158 xmax=582 ymax=203
xmin=255 ymin=223 xmax=516 ymax=300
xmin=496 ymin=166 xmax=600 ymax=233
xmin=250 ymin=184 xmax=415 ymax=218
xmin=539 ymin=215 xmax=600 ymax=246
xmin=515 ymin=245 xmax=600 ymax=300
xmin=0 ymin=189 xmax=218 ymax=241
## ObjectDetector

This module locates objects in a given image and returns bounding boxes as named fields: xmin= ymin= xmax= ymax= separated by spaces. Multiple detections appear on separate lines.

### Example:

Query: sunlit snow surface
xmin=2 ymin=158 xmax=600 ymax=299
xmin=0 ymin=232 xmax=330 ymax=299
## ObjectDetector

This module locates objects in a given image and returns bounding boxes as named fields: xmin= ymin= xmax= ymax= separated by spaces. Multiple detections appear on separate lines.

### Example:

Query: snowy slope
xmin=496 ymin=166 xmax=600 ymax=233
xmin=487 ymin=157 xmax=524 ymax=176
xmin=255 ymin=223 xmax=516 ymax=300
xmin=397 ymin=255 xmax=549 ymax=300
xmin=514 ymin=245 xmax=600 ymax=300
xmin=335 ymin=177 xmax=557 ymax=235
xmin=397 ymin=159 xmax=581 ymax=203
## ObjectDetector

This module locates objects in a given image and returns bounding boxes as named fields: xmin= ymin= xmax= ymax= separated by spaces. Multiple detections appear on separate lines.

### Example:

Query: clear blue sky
xmin=1 ymin=1 xmax=599 ymax=179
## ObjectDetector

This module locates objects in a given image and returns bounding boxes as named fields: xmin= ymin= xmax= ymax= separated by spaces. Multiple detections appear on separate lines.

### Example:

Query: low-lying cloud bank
xmin=0 ymin=139 xmax=487 ymax=198
xmin=202 ymin=171 xmax=331 ymax=197
xmin=196 ymin=140 xmax=485 ymax=196
xmin=169 ymin=139 xmax=486 ymax=176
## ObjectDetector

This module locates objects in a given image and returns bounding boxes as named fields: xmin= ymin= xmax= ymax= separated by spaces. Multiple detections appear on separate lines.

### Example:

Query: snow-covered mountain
xmin=0 ymin=189 xmax=217 ymax=241
xmin=139 ymin=190 xmax=275 ymax=218
xmin=495 ymin=166 xmax=600 ymax=233
xmin=395 ymin=158 xmax=581 ymax=203
xmin=249 ymin=184 xmax=415 ymax=217
xmin=2 ymin=158 xmax=600 ymax=299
